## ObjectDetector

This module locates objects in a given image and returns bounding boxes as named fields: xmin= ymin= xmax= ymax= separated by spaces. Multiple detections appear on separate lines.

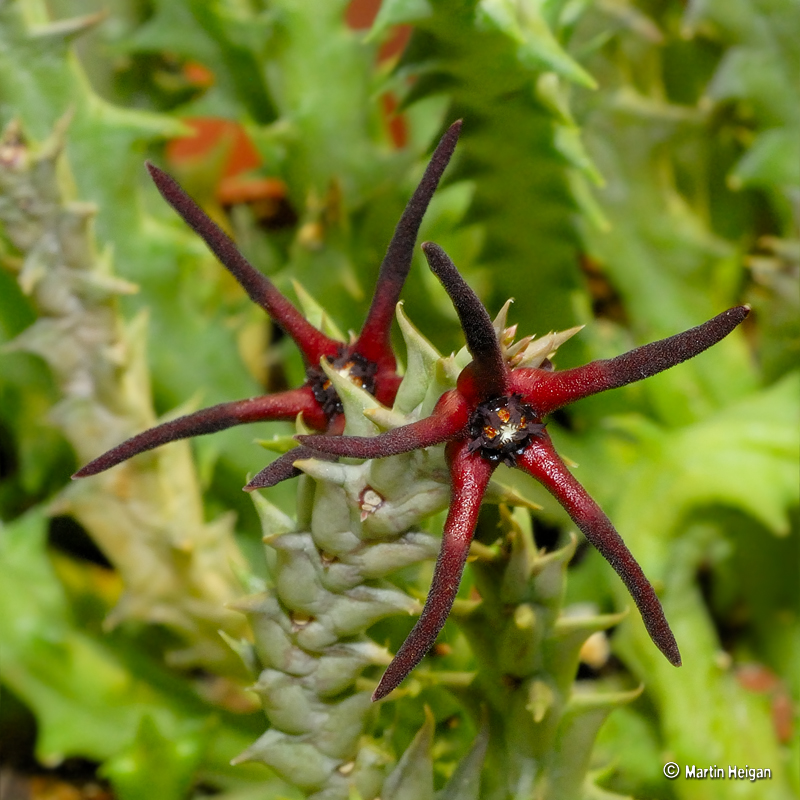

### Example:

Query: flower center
xmin=307 ymin=350 xmax=378 ymax=418
xmin=467 ymin=394 xmax=544 ymax=466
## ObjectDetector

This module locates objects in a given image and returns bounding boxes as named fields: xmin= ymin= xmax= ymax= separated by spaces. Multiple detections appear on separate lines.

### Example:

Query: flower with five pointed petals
xmin=299 ymin=242 xmax=750 ymax=700
xmin=73 ymin=122 xmax=462 ymax=489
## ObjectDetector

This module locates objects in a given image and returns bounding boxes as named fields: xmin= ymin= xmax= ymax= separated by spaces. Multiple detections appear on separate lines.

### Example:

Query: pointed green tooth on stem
xmin=314 ymin=692 xmax=374 ymax=760
xmin=350 ymin=531 xmax=440 ymax=579
xmin=364 ymin=404 xmax=410 ymax=431
xmin=381 ymin=707 xmax=436 ymax=800
xmin=252 ymin=491 xmax=295 ymax=538
xmin=218 ymin=630 xmax=259 ymax=677
xmin=550 ymin=686 xmax=644 ymax=799
xmin=250 ymin=492 xmax=295 ymax=591
xmin=492 ymin=298 xmax=514 ymax=338
xmin=264 ymin=528 xmax=422 ymax=636
xmin=530 ymin=533 xmax=578 ymax=608
xmin=251 ymin=669 xmax=318 ymax=734
xmin=484 ymin=479 xmax=544 ymax=511
xmin=230 ymin=593 xmax=316 ymax=674
xmin=312 ymin=642 xmax=392 ymax=697
xmin=309 ymin=481 xmax=361 ymax=554
xmin=295 ymin=411 xmax=314 ymax=435
xmin=320 ymin=585 xmax=421 ymax=638
xmin=263 ymin=579 xmax=421 ymax=654
xmin=270 ymin=532 xmax=326 ymax=611
xmin=295 ymin=471 xmax=316 ymax=531
xmin=420 ymin=356 xmax=461 ymax=417
xmin=268 ymin=529 xmax=365 ymax=594
xmin=31 ymin=11 xmax=106 ymax=42
xmin=393 ymin=302 xmax=443 ymax=415
xmin=287 ymin=529 xmax=439 ymax=593
xmin=515 ymin=325 xmax=584 ymax=368
xmin=547 ymin=610 xmax=627 ymax=691
xmin=527 ymin=678 xmax=557 ymax=724
xmin=318 ymin=358 xmax=381 ymax=437
xmin=359 ymin=454 xmax=450 ymax=537
xmin=232 ymin=729 xmax=340 ymax=791
xmin=497 ymin=602 xmax=543 ymax=677
xmin=256 ymin=434 xmax=300 ymax=454
xmin=499 ymin=506 xmax=540 ymax=605
xmin=294 ymin=457 xmax=352 ymax=487
xmin=292 ymin=279 xmax=346 ymax=340
xmin=302 ymin=452 xmax=451 ymax=539
xmin=438 ymin=715 xmax=490 ymax=800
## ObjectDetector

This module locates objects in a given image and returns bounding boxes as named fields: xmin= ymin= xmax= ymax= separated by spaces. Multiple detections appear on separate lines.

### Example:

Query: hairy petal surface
xmin=373 ymin=440 xmax=496 ymax=700
xmin=513 ymin=306 xmax=750 ymax=415
xmin=147 ymin=163 xmax=338 ymax=367
xmin=422 ymin=242 xmax=509 ymax=398
xmin=356 ymin=121 xmax=463 ymax=368
xmin=73 ymin=388 xmax=324 ymax=478
xmin=244 ymin=445 xmax=338 ymax=491
xmin=298 ymin=390 xmax=470 ymax=459
xmin=516 ymin=434 xmax=681 ymax=667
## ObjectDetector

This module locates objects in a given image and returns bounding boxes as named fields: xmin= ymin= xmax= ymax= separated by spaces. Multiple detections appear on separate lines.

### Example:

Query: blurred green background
xmin=1 ymin=0 xmax=797 ymax=798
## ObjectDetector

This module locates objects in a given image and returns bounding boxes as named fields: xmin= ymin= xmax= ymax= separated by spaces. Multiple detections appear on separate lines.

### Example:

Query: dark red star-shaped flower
xmin=300 ymin=242 xmax=750 ymax=700
xmin=73 ymin=122 xmax=462 ymax=489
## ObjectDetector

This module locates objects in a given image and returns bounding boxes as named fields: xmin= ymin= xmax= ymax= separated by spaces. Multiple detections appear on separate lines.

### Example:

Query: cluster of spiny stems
xmin=72 ymin=120 xmax=749 ymax=797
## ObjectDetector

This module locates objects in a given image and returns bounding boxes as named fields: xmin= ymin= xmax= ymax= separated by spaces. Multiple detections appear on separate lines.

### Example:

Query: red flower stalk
xmin=300 ymin=242 xmax=750 ymax=700
xmin=72 ymin=122 xmax=462 ymax=489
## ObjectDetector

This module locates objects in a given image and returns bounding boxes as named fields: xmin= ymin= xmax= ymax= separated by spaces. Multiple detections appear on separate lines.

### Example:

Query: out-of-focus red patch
xmin=346 ymin=0 xmax=411 ymax=149
xmin=771 ymin=692 xmax=794 ymax=744
xmin=736 ymin=663 xmax=795 ymax=744
xmin=344 ymin=0 xmax=412 ymax=60
xmin=217 ymin=176 xmax=287 ymax=206
xmin=345 ymin=0 xmax=380 ymax=29
xmin=217 ymin=175 xmax=296 ymax=229
xmin=183 ymin=61 xmax=215 ymax=88
xmin=381 ymin=92 xmax=408 ymax=149
xmin=735 ymin=663 xmax=780 ymax=693
xmin=378 ymin=24 xmax=411 ymax=63
xmin=166 ymin=119 xmax=262 ymax=179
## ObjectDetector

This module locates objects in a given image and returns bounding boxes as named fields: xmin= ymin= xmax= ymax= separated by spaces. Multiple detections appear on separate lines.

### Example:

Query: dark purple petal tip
xmin=244 ymin=445 xmax=337 ymax=491
xmin=357 ymin=121 xmax=463 ymax=364
xmin=146 ymin=162 xmax=337 ymax=366
xmin=421 ymin=242 xmax=508 ymax=396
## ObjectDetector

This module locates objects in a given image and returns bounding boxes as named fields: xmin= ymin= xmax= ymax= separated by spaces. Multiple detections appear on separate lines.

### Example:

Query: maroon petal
xmin=513 ymin=306 xmax=750 ymax=416
xmin=356 ymin=121 xmax=463 ymax=369
xmin=73 ymin=387 xmax=324 ymax=478
xmin=421 ymin=243 xmax=509 ymax=398
xmin=146 ymin=163 xmax=339 ymax=367
xmin=372 ymin=371 xmax=403 ymax=408
xmin=373 ymin=440 xmax=496 ymax=700
xmin=516 ymin=434 xmax=681 ymax=667
xmin=297 ymin=389 xmax=469 ymax=458
xmin=244 ymin=445 xmax=337 ymax=491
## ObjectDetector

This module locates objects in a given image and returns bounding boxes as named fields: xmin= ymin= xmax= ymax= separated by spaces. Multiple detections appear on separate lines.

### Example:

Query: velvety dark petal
xmin=244 ymin=445 xmax=337 ymax=491
xmin=373 ymin=440 xmax=496 ymax=700
xmin=421 ymin=242 xmax=509 ymax=398
xmin=513 ymin=306 xmax=750 ymax=416
xmin=73 ymin=387 xmax=324 ymax=478
xmin=516 ymin=434 xmax=681 ymax=667
xmin=297 ymin=389 xmax=469 ymax=459
xmin=356 ymin=121 xmax=463 ymax=369
xmin=147 ymin=163 xmax=339 ymax=367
